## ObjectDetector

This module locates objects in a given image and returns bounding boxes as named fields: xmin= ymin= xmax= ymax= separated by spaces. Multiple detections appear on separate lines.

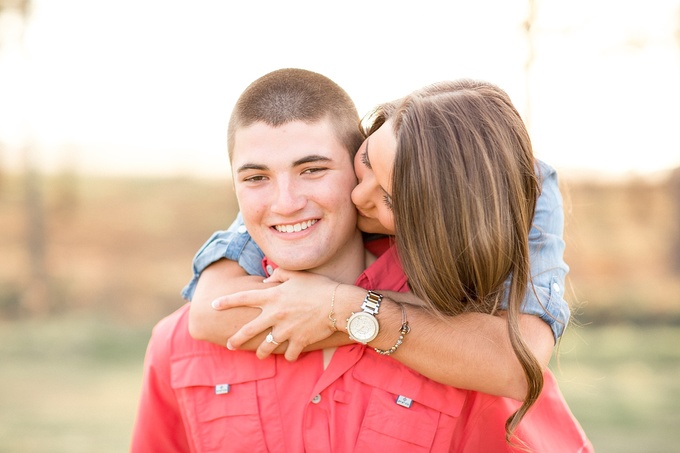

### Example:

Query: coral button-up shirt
xmin=131 ymin=238 xmax=592 ymax=452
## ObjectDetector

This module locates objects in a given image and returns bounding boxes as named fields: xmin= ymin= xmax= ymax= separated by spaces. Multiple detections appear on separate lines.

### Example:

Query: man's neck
xmin=308 ymin=229 xmax=367 ymax=284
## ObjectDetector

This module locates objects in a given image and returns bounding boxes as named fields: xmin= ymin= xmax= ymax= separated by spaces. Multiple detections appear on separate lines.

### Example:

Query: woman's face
xmin=351 ymin=121 xmax=398 ymax=235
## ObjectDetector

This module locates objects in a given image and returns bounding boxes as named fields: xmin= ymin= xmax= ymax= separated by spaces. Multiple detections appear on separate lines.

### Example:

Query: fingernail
xmin=226 ymin=341 xmax=234 ymax=350
xmin=211 ymin=300 xmax=220 ymax=309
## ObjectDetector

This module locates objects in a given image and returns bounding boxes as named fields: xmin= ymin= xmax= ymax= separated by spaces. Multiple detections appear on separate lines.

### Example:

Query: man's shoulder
xmin=147 ymin=303 xmax=237 ymax=370
xmin=152 ymin=303 xmax=190 ymax=339
xmin=146 ymin=303 xmax=193 ymax=359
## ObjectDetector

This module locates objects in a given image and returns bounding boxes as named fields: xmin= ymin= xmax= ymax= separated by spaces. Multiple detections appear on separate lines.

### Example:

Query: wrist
xmin=374 ymin=303 xmax=410 ymax=355
xmin=327 ymin=283 xmax=342 ymax=332
xmin=334 ymin=284 xmax=367 ymax=333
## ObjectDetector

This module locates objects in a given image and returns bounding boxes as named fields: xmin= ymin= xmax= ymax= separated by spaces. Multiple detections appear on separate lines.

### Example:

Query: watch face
xmin=348 ymin=312 xmax=379 ymax=343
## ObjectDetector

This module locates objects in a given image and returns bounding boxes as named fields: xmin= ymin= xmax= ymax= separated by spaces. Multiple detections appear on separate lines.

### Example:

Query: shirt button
xmin=266 ymin=264 xmax=275 ymax=275
xmin=552 ymin=282 xmax=561 ymax=294
xmin=237 ymin=225 xmax=247 ymax=234
xmin=311 ymin=394 xmax=321 ymax=404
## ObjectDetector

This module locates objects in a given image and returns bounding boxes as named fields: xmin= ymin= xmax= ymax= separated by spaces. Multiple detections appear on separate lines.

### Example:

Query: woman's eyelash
xmin=382 ymin=194 xmax=393 ymax=210
xmin=361 ymin=150 xmax=371 ymax=169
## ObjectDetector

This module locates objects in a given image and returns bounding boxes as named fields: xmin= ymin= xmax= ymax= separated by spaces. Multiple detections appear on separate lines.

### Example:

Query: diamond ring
xmin=265 ymin=332 xmax=280 ymax=345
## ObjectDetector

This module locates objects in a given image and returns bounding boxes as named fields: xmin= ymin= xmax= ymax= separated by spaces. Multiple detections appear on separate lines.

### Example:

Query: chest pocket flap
xmin=171 ymin=350 xmax=276 ymax=387
xmin=170 ymin=351 xmax=276 ymax=421
xmin=353 ymin=350 xmax=467 ymax=417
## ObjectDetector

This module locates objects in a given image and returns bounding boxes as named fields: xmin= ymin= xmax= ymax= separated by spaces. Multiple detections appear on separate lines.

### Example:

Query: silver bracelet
xmin=374 ymin=303 xmax=410 ymax=356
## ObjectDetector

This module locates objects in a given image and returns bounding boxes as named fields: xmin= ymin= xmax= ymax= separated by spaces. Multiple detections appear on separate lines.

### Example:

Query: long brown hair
xmin=365 ymin=79 xmax=542 ymax=440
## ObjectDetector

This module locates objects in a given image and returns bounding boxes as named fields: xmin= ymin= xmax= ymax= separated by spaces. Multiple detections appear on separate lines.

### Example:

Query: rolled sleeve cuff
xmin=524 ymin=277 xmax=571 ymax=341
xmin=181 ymin=214 xmax=265 ymax=301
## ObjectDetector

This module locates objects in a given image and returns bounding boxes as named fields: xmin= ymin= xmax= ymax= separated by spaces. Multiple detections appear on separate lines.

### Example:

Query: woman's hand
xmin=211 ymin=268 xmax=342 ymax=361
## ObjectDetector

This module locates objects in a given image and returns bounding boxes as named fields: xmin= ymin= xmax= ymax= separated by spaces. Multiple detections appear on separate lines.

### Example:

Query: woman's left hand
xmin=211 ymin=268 xmax=342 ymax=361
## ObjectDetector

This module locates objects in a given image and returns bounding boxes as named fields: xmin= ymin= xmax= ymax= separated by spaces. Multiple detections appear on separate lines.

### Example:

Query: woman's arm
xmin=188 ymin=260 xmax=352 ymax=357
xmin=194 ymin=266 xmax=552 ymax=400
xmin=371 ymin=293 xmax=554 ymax=401
xmin=187 ymin=258 xmax=266 ymax=346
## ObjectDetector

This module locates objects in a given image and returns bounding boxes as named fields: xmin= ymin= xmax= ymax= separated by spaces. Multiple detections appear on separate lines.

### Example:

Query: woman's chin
xmin=357 ymin=216 xmax=392 ymax=236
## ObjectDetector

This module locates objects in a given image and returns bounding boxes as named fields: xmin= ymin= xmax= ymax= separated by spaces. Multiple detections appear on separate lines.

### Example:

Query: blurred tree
xmin=0 ymin=0 xmax=47 ymax=315
xmin=0 ymin=1 xmax=31 ymax=192
xmin=0 ymin=1 xmax=30 ymax=183
xmin=0 ymin=0 xmax=29 ymax=15
xmin=22 ymin=140 xmax=49 ymax=314
xmin=673 ymin=6 xmax=680 ymax=274
xmin=522 ymin=0 xmax=537 ymax=130
xmin=0 ymin=141 xmax=5 ymax=193
xmin=676 ymin=5 xmax=680 ymax=49
xmin=669 ymin=167 xmax=680 ymax=274
xmin=53 ymin=144 xmax=80 ymax=219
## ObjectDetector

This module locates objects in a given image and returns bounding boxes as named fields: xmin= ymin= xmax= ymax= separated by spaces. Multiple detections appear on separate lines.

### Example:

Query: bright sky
xmin=0 ymin=0 xmax=679 ymax=179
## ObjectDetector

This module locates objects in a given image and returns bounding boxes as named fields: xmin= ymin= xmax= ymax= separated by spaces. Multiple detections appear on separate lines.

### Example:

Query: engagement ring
xmin=266 ymin=332 xmax=280 ymax=345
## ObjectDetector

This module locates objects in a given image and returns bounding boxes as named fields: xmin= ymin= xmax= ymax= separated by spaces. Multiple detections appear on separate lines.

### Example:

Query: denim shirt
xmin=181 ymin=160 xmax=570 ymax=341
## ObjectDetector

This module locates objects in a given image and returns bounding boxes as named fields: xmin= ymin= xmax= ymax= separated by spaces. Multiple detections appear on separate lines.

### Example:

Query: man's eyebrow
xmin=236 ymin=155 xmax=332 ymax=174
xmin=236 ymin=163 xmax=268 ymax=173
xmin=292 ymin=154 xmax=332 ymax=167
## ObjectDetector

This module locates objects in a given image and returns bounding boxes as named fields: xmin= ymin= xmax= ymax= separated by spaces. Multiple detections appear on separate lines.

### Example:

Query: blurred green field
xmin=553 ymin=323 xmax=680 ymax=452
xmin=0 ymin=315 xmax=153 ymax=453
xmin=0 ymin=316 xmax=678 ymax=453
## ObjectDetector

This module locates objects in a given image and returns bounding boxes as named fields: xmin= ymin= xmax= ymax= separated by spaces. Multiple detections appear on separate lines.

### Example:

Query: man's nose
xmin=271 ymin=178 xmax=306 ymax=215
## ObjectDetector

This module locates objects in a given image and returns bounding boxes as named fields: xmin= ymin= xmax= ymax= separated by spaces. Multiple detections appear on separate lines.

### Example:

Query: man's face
xmin=232 ymin=119 xmax=359 ymax=272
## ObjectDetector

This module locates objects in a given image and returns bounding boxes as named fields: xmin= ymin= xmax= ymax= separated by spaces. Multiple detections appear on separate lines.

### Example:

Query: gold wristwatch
xmin=347 ymin=290 xmax=383 ymax=344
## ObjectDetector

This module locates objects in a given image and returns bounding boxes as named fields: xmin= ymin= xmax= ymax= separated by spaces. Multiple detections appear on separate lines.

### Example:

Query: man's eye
xmin=302 ymin=167 xmax=327 ymax=175
xmin=243 ymin=175 xmax=267 ymax=182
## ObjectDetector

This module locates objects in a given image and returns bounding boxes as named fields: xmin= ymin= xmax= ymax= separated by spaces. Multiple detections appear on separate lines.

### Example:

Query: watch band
xmin=361 ymin=290 xmax=383 ymax=315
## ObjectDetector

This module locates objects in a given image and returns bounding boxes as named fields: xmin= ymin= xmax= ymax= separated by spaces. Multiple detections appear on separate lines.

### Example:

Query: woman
xmin=187 ymin=79 xmax=574 ymax=441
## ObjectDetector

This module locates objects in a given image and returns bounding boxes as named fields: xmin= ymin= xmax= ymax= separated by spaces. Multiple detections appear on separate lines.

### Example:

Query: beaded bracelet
xmin=374 ymin=303 xmax=410 ymax=356
xmin=328 ymin=283 xmax=342 ymax=332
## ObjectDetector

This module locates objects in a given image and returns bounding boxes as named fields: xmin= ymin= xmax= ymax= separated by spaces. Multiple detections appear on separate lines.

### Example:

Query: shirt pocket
xmin=352 ymin=351 xmax=467 ymax=452
xmin=170 ymin=351 xmax=276 ymax=453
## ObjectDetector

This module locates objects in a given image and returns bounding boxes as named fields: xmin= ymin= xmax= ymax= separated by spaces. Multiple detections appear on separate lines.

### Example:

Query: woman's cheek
xmin=379 ymin=212 xmax=396 ymax=235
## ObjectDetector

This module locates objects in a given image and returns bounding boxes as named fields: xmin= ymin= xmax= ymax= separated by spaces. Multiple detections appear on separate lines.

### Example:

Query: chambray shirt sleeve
xmin=180 ymin=212 xmax=265 ymax=301
xmin=500 ymin=160 xmax=571 ymax=341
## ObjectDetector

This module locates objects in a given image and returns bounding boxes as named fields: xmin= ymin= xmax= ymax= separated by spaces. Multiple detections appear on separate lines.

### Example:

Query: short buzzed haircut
xmin=227 ymin=68 xmax=364 ymax=161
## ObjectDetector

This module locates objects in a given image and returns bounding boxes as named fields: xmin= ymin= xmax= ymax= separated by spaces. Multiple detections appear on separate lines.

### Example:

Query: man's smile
xmin=273 ymin=219 xmax=318 ymax=233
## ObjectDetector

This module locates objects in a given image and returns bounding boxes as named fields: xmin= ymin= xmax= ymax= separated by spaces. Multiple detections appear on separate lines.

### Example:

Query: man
xmin=132 ymin=68 xmax=417 ymax=452
xmin=131 ymin=68 xmax=590 ymax=452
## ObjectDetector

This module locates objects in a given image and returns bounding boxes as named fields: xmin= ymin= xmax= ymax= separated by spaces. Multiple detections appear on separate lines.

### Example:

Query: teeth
xmin=275 ymin=219 xmax=317 ymax=233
